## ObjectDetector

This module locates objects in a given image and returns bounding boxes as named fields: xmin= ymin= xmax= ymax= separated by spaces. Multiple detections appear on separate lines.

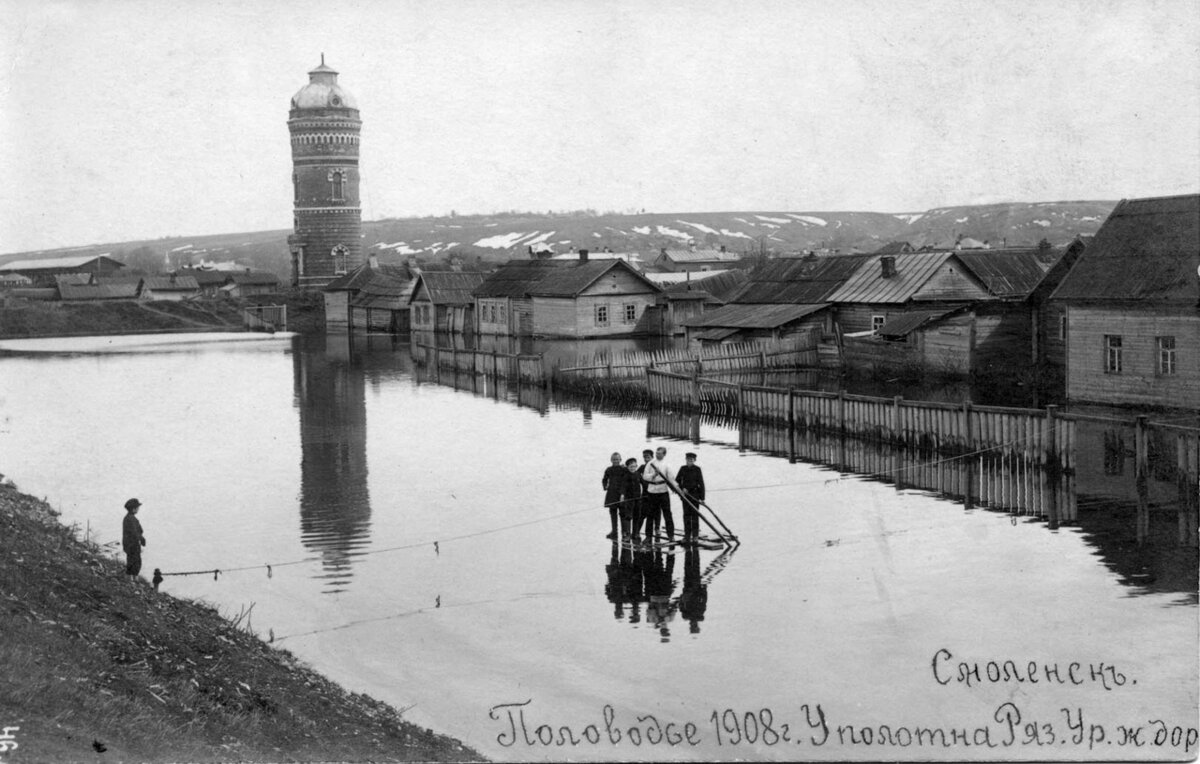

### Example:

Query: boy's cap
xmin=125 ymin=498 xmax=142 ymax=510
xmin=685 ymin=452 xmax=697 ymax=459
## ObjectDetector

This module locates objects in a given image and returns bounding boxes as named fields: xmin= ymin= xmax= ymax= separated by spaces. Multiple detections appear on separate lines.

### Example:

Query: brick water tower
xmin=287 ymin=56 xmax=363 ymax=288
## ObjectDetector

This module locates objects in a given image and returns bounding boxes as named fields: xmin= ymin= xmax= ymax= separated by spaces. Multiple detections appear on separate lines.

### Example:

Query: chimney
xmin=719 ymin=245 xmax=726 ymax=253
xmin=579 ymin=249 xmax=589 ymax=263
xmin=368 ymin=254 xmax=379 ymax=269
xmin=881 ymin=256 xmax=897 ymax=278
xmin=660 ymin=247 xmax=668 ymax=256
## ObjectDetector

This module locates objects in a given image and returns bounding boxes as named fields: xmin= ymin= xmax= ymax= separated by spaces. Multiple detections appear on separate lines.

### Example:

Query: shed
xmin=682 ymin=302 xmax=831 ymax=345
xmin=409 ymin=271 xmax=487 ymax=334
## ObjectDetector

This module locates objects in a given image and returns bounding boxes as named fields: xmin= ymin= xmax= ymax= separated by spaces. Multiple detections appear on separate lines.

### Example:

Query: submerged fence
xmin=415 ymin=342 xmax=547 ymax=385
xmin=243 ymin=305 xmax=287 ymax=331
xmin=647 ymin=368 xmax=1200 ymax=538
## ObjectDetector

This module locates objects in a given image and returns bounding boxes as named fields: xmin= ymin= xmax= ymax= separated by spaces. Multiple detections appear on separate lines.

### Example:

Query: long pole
xmin=649 ymin=462 xmax=737 ymax=546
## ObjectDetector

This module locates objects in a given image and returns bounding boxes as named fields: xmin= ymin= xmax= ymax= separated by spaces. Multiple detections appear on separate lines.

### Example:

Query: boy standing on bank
xmin=122 ymin=498 xmax=146 ymax=578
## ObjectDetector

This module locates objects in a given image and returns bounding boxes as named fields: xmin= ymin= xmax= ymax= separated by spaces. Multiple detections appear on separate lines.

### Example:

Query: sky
xmin=1 ymin=0 xmax=1198 ymax=255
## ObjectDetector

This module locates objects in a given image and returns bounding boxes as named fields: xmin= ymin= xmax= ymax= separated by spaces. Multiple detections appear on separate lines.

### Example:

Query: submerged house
xmin=409 ymin=271 xmax=487 ymax=334
xmin=1050 ymin=194 xmax=1199 ymax=407
xmin=523 ymin=258 xmax=663 ymax=338
xmin=323 ymin=261 xmax=414 ymax=332
xmin=659 ymin=270 xmax=749 ymax=336
xmin=473 ymin=259 xmax=573 ymax=336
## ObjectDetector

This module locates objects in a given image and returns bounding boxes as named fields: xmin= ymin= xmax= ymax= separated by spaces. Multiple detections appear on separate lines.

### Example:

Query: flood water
xmin=0 ymin=332 xmax=1195 ymax=762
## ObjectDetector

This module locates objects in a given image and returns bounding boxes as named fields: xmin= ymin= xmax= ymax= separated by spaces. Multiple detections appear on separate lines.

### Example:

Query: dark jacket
xmin=602 ymin=465 xmax=627 ymax=505
xmin=677 ymin=464 xmax=705 ymax=501
xmin=122 ymin=512 xmax=145 ymax=553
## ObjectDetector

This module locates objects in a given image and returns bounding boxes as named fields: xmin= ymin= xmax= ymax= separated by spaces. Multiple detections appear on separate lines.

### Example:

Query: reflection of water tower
xmin=293 ymin=336 xmax=372 ymax=592
xmin=287 ymin=56 xmax=363 ymax=288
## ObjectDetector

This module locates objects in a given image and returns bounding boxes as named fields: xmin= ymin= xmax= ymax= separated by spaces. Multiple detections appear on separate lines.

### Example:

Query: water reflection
xmin=293 ymin=334 xmax=372 ymax=592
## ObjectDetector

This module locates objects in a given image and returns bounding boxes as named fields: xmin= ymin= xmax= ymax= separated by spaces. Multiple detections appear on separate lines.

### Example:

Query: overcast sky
xmin=2 ymin=0 xmax=1198 ymax=254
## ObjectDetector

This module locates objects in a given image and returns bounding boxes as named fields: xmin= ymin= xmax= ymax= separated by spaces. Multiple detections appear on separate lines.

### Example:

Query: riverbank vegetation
xmin=0 ymin=291 xmax=325 ymax=339
xmin=0 ymin=481 xmax=483 ymax=762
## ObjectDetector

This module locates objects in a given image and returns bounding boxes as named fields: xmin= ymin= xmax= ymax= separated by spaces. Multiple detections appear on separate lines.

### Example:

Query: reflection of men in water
xmin=676 ymin=452 xmax=705 ymax=545
xmin=601 ymin=452 xmax=626 ymax=539
xmin=604 ymin=539 xmax=639 ymax=620
xmin=679 ymin=545 xmax=708 ymax=634
xmin=643 ymin=446 xmax=675 ymax=540
xmin=643 ymin=548 xmax=677 ymax=641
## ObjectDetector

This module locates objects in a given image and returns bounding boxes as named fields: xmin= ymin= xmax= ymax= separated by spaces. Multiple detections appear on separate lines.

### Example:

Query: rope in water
xmin=156 ymin=426 xmax=1060 ymax=580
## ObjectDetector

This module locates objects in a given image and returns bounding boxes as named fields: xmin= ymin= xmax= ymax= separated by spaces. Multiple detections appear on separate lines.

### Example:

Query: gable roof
xmin=955 ymin=248 xmax=1062 ymax=298
xmin=58 ymin=282 xmax=138 ymax=301
xmin=729 ymin=255 xmax=870 ymax=304
xmin=410 ymin=271 xmax=488 ymax=305
xmin=683 ymin=302 xmax=830 ymax=330
xmin=0 ymin=255 xmax=124 ymax=272
xmin=874 ymin=241 xmax=915 ymax=255
xmin=526 ymin=260 xmax=662 ymax=298
xmin=325 ymin=263 xmax=411 ymax=292
xmin=350 ymin=270 xmax=414 ymax=310
xmin=658 ymin=248 xmax=742 ymax=264
xmin=472 ymin=259 xmax=574 ymax=298
xmin=1051 ymin=194 xmax=1199 ymax=303
xmin=142 ymin=275 xmax=200 ymax=292
xmin=825 ymin=252 xmax=982 ymax=304
xmin=663 ymin=270 xmax=749 ymax=303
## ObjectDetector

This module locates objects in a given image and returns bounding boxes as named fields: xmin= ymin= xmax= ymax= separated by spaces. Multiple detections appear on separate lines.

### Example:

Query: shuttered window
xmin=1157 ymin=336 xmax=1176 ymax=375
xmin=1104 ymin=335 xmax=1122 ymax=373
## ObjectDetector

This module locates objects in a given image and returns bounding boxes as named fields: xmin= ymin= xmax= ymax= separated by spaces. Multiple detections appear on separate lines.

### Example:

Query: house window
xmin=1104 ymin=335 xmax=1122 ymax=373
xmin=1059 ymin=314 xmax=1066 ymax=340
xmin=872 ymin=315 xmax=886 ymax=333
xmin=624 ymin=303 xmax=637 ymax=323
xmin=328 ymin=169 xmax=346 ymax=202
xmin=1157 ymin=336 xmax=1176 ymax=375
xmin=595 ymin=304 xmax=609 ymax=326
xmin=331 ymin=245 xmax=348 ymax=275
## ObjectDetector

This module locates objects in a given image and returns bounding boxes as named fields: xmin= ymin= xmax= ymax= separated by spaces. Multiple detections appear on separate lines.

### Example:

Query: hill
xmin=1 ymin=200 xmax=1117 ymax=278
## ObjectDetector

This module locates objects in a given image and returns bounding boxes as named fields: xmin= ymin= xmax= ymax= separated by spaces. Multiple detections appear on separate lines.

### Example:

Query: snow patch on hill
xmin=756 ymin=215 xmax=791 ymax=224
xmin=375 ymin=241 xmax=421 ymax=255
xmin=474 ymin=232 xmax=529 ymax=248
xmin=632 ymin=226 xmax=651 ymax=235
xmin=720 ymin=229 xmax=751 ymax=239
xmin=677 ymin=220 xmax=720 ymax=235
xmin=787 ymin=214 xmax=828 ymax=226
xmin=656 ymin=225 xmax=692 ymax=241
xmin=1033 ymin=220 xmax=1051 ymax=227
xmin=892 ymin=213 xmax=924 ymax=224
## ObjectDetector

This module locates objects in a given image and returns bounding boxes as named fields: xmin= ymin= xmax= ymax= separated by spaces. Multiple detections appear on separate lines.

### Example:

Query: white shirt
xmin=644 ymin=458 xmax=674 ymax=494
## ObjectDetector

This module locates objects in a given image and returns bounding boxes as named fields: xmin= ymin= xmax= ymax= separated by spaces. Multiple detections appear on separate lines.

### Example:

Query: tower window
xmin=332 ymin=245 xmax=348 ymax=275
xmin=328 ymin=169 xmax=346 ymax=202
xmin=292 ymin=173 xmax=299 ymax=204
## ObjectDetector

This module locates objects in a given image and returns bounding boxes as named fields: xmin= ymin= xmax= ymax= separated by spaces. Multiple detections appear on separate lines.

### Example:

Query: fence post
xmin=788 ymin=388 xmax=796 ymax=464
xmin=1135 ymin=415 xmax=1149 ymax=543
xmin=893 ymin=396 xmax=904 ymax=491
xmin=963 ymin=400 xmax=974 ymax=508
xmin=690 ymin=371 xmax=700 ymax=410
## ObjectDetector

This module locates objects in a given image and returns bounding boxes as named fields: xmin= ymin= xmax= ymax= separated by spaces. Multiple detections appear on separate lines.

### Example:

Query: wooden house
xmin=826 ymin=252 xmax=991 ymax=334
xmin=139 ymin=274 xmax=201 ymax=301
xmin=683 ymin=302 xmax=832 ymax=345
xmin=659 ymin=270 xmax=748 ymax=335
xmin=653 ymin=246 xmax=743 ymax=273
xmin=184 ymin=268 xmax=233 ymax=298
xmin=472 ymin=259 xmax=574 ymax=336
xmin=1050 ymin=194 xmax=1199 ymax=407
xmin=350 ymin=269 xmax=414 ymax=332
xmin=219 ymin=270 xmax=281 ymax=298
xmin=524 ymin=259 xmax=663 ymax=338
xmin=409 ymin=271 xmax=487 ymax=334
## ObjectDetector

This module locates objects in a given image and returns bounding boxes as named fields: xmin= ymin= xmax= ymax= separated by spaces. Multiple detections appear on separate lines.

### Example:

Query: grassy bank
xmin=0 ymin=482 xmax=484 ymax=763
xmin=0 ymin=291 xmax=325 ymax=339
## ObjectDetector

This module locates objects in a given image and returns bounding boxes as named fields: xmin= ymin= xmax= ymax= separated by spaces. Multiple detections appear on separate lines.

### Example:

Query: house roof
xmin=955 ymin=248 xmax=1061 ymax=297
xmin=472 ymin=259 xmax=574 ymax=298
xmin=226 ymin=270 xmax=280 ymax=286
xmin=54 ymin=273 xmax=93 ymax=287
xmin=729 ymin=255 xmax=869 ymax=304
xmin=659 ymin=249 xmax=742 ymax=263
xmin=142 ymin=275 xmax=200 ymax=292
xmin=181 ymin=268 xmax=232 ymax=286
xmin=325 ymin=263 xmax=410 ymax=292
xmin=1052 ymin=194 xmax=1200 ymax=303
xmin=526 ymin=260 xmax=661 ymax=298
xmin=58 ymin=282 xmax=138 ymax=301
xmin=683 ymin=302 xmax=830 ymax=330
xmin=663 ymin=270 xmax=749 ymax=303
xmin=874 ymin=241 xmax=915 ymax=255
xmin=350 ymin=270 xmax=414 ymax=310
xmin=825 ymin=252 xmax=972 ymax=304
xmin=690 ymin=327 xmax=741 ymax=342
xmin=875 ymin=308 xmax=963 ymax=338
xmin=0 ymin=255 xmax=124 ymax=271
xmin=411 ymin=271 xmax=488 ymax=305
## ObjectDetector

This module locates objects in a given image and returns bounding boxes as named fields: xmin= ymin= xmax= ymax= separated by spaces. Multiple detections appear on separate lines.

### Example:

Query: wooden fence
xmin=416 ymin=342 xmax=546 ymax=385
xmin=243 ymin=305 xmax=287 ymax=331
xmin=647 ymin=367 xmax=1200 ymax=537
